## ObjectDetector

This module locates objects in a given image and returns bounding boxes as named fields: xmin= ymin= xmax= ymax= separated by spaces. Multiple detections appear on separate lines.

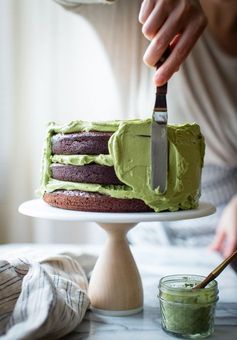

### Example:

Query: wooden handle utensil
xmin=193 ymin=249 xmax=237 ymax=290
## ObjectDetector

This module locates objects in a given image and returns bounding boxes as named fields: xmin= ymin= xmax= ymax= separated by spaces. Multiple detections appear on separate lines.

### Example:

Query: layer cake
xmin=39 ymin=119 xmax=205 ymax=212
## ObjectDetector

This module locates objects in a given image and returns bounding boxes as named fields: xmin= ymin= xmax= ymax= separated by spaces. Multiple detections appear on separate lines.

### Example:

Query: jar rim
xmin=159 ymin=274 xmax=218 ymax=292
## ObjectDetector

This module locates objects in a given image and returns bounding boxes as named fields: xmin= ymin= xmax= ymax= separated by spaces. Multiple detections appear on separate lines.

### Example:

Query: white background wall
xmin=0 ymin=0 xmax=153 ymax=245
xmin=0 ymin=0 xmax=125 ymax=244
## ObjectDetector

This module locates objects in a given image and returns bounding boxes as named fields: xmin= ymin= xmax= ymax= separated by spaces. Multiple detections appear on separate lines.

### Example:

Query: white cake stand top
xmin=19 ymin=199 xmax=216 ymax=223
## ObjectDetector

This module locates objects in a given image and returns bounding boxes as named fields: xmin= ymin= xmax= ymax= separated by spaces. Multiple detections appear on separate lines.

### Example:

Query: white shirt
xmin=57 ymin=0 xmax=237 ymax=167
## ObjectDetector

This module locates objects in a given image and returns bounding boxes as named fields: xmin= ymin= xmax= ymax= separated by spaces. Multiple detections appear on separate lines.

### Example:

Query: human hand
xmin=210 ymin=196 xmax=237 ymax=258
xmin=139 ymin=0 xmax=207 ymax=86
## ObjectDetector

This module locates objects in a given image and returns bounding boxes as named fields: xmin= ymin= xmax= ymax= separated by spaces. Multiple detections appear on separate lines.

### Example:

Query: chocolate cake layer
xmin=51 ymin=131 xmax=113 ymax=155
xmin=43 ymin=190 xmax=153 ymax=212
xmin=51 ymin=164 xmax=122 ymax=185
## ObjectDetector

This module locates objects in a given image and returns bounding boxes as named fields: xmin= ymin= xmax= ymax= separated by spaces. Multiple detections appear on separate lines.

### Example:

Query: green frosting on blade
xmin=39 ymin=119 xmax=205 ymax=212
xmin=51 ymin=154 xmax=113 ymax=166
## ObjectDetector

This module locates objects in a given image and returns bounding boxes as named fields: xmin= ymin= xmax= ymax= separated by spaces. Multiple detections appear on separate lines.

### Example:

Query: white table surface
xmin=0 ymin=243 xmax=236 ymax=339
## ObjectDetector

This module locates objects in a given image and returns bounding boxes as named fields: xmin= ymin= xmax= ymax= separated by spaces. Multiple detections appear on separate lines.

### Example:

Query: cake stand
xmin=19 ymin=199 xmax=215 ymax=316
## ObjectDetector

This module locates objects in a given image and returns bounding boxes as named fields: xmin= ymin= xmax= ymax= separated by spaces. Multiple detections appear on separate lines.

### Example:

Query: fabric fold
xmin=0 ymin=253 xmax=91 ymax=339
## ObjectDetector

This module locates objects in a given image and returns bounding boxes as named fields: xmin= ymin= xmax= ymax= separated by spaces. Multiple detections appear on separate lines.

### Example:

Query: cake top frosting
xmin=39 ymin=119 xmax=205 ymax=212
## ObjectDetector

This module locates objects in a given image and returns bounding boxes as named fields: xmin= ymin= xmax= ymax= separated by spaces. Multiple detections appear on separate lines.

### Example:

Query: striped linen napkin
xmin=0 ymin=253 xmax=92 ymax=339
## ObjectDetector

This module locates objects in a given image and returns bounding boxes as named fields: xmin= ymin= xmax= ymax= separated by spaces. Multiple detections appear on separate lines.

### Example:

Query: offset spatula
xmin=151 ymin=49 xmax=170 ymax=193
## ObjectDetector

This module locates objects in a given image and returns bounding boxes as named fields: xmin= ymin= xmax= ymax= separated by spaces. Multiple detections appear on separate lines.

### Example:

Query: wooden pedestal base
xmin=88 ymin=223 xmax=143 ymax=316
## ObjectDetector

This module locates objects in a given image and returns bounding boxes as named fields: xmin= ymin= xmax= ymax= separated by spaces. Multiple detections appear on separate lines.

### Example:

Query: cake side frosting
xmin=109 ymin=120 xmax=205 ymax=211
xmin=39 ymin=119 xmax=205 ymax=212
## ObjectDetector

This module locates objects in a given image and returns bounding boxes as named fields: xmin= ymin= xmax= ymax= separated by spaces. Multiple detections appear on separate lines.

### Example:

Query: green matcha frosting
xmin=39 ymin=119 xmax=205 ymax=212
xmin=51 ymin=154 xmax=113 ymax=167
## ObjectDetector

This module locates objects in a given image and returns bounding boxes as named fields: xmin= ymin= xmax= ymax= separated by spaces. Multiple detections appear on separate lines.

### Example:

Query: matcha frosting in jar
xmin=158 ymin=274 xmax=219 ymax=338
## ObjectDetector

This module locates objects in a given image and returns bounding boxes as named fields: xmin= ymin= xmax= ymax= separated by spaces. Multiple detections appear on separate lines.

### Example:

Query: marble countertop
xmin=70 ymin=246 xmax=237 ymax=340
xmin=1 ymin=244 xmax=237 ymax=339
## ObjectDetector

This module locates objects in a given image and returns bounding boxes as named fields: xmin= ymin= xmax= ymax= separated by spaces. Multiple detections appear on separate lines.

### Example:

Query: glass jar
xmin=158 ymin=275 xmax=219 ymax=339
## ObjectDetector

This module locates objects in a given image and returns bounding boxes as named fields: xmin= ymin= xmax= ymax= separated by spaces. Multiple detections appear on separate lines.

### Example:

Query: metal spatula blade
xmin=150 ymin=47 xmax=171 ymax=193
xmin=151 ymin=84 xmax=168 ymax=192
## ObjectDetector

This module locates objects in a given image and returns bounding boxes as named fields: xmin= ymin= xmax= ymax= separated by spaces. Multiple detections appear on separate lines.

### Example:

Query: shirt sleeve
xmin=54 ymin=0 xmax=115 ymax=6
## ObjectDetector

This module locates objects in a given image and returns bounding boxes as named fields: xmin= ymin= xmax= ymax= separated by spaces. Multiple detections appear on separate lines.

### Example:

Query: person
xmin=55 ymin=0 xmax=237 ymax=257
xmin=138 ymin=0 xmax=237 ymax=258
